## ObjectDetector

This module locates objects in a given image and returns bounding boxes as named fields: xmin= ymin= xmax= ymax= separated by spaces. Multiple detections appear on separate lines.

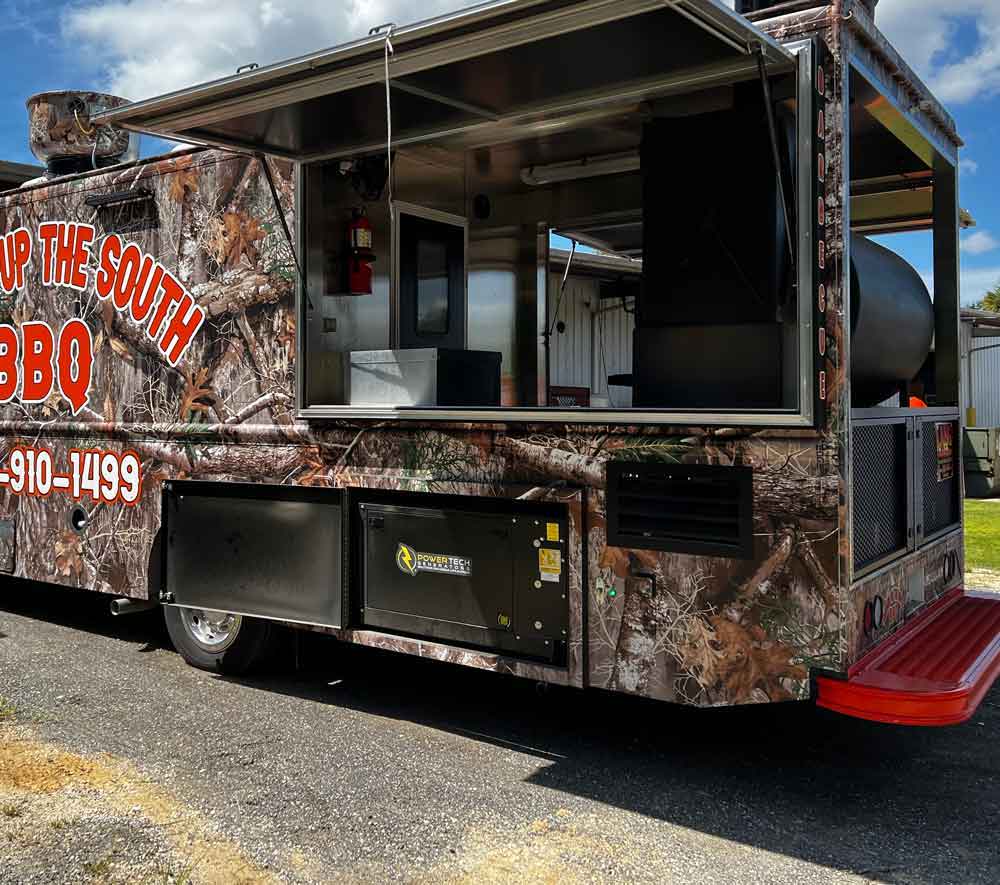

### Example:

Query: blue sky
xmin=0 ymin=0 xmax=997 ymax=303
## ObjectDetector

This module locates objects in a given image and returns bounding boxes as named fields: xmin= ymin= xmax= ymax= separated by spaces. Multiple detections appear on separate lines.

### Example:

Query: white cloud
xmin=63 ymin=0 xmax=1000 ymax=107
xmin=962 ymin=266 xmax=1000 ymax=304
xmin=962 ymin=231 xmax=1000 ymax=256
xmin=877 ymin=0 xmax=1000 ymax=104
xmin=918 ymin=265 xmax=1000 ymax=305
xmin=63 ymin=0 xmax=479 ymax=101
xmin=960 ymin=158 xmax=979 ymax=175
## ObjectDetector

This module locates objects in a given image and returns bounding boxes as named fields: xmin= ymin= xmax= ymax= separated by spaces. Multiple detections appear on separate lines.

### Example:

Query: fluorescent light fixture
xmin=521 ymin=151 xmax=640 ymax=187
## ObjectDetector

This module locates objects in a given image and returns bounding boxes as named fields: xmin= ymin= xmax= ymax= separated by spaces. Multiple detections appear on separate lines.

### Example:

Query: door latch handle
xmin=631 ymin=569 xmax=657 ymax=598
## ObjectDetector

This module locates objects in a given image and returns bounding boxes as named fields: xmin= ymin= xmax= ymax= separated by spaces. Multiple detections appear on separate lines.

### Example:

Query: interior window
xmin=397 ymin=208 xmax=466 ymax=350
xmin=416 ymin=239 xmax=449 ymax=336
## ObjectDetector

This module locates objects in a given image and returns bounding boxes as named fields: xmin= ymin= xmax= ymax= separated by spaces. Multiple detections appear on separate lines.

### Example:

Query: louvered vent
xmin=606 ymin=462 xmax=753 ymax=558
xmin=85 ymin=188 xmax=159 ymax=235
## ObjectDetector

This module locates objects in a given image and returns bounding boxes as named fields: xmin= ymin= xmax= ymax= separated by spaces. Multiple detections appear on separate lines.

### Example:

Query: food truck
xmin=1 ymin=0 xmax=996 ymax=726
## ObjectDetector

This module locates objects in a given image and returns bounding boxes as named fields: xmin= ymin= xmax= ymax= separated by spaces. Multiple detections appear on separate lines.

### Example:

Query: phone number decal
xmin=1 ymin=446 xmax=142 ymax=505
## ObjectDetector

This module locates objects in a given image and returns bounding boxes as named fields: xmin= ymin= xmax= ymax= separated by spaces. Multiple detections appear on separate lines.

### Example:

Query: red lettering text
xmin=37 ymin=223 xmax=57 ymax=286
xmin=113 ymin=244 xmax=144 ymax=312
xmin=147 ymin=272 xmax=185 ymax=340
xmin=37 ymin=222 xmax=95 ymax=291
xmin=0 ymin=228 xmax=32 ymax=295
xmin=57 ymin=320 xmax=93 ymax=415
xmin=0 ymin=325 xmax=17 ymax=402
xmin=131 ymin=263 xmax=163 ymax=324
xmin=95 ymin=234 xmax=123 ymax=299
xmin=21 ymin=321 xmax=54 ymax=403
xmin=159 ymin=295 xmax=206 ymax=366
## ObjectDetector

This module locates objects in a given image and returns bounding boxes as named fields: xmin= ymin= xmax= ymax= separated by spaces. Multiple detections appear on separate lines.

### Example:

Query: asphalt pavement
xmin=1 ymin=580 xmax=998 ymax=884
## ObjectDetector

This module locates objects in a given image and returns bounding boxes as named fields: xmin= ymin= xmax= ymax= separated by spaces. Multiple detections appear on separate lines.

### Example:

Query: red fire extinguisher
xmin=346 ymin=207 xmax=375 ymax=295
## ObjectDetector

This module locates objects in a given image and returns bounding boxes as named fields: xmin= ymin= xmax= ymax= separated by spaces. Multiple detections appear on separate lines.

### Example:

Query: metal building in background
xmin=548 ymin=249 xmax=640 ymax=408
xmin=962 ymin=307 xmax=1000 ymax=496
xmin=962 ymin=308 xmax=1000 ymax=427
xmin=0 ymin=160 xmax=43 ymax=191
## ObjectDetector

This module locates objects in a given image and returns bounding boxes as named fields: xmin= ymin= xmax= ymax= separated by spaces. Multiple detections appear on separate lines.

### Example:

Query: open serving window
xmin=96 ymin=0 xmax=819 ymax=426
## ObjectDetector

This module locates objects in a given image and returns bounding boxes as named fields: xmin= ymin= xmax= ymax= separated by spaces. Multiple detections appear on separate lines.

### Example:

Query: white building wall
xmin=547 ymin=272 xmax=635 ymax=407
xmin=547 ymin=274 xmax=594 ymax=390
xmin=961 ymin=321 xmax=1000 ymax=427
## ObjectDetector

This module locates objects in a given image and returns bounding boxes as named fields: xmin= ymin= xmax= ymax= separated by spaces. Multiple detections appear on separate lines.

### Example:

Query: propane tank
xmin=346 ymin=207 xmax=376 ymax=296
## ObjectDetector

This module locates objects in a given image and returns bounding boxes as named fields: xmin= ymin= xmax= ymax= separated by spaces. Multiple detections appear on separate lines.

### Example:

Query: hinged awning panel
xmin=95 ymin=0 xmax=793 ymax=161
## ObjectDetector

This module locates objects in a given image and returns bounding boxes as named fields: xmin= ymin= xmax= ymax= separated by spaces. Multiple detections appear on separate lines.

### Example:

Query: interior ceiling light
xmin=520 ymin=151 xmax=640 ymax=187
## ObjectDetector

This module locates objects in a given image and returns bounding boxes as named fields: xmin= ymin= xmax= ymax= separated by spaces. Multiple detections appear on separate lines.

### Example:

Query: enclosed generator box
xmin=359 ymin=501 xmax=569 ymax=662
xmin=965 ymin=428 xmax=1000 ymax=498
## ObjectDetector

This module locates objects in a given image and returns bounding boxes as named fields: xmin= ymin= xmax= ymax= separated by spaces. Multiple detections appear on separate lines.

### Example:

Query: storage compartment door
xmin=361 ymin=504 xmax=514 ymax=644
xmin=165 ymin=483 xmax=343 ymax=628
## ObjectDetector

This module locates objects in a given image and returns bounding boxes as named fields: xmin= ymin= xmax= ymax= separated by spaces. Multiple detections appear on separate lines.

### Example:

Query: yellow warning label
xmin=539 ymin=547 xmax=562 ymax=582
xmin=546 ymin=522 xmax=560 ymax=542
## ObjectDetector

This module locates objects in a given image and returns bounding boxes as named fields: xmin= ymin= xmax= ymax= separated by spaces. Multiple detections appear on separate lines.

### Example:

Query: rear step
xmin=816 ymin=589 xmax=1000 ymax=726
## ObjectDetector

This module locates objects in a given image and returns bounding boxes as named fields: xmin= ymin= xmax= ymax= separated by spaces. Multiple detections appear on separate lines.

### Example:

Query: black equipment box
xmin=359 ymin=502 xmax=569 ymax=662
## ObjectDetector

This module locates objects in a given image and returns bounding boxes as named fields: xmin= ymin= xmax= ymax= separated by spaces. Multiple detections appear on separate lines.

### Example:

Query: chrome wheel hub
xmin=180 ymin=608 xmax=242 ymax=652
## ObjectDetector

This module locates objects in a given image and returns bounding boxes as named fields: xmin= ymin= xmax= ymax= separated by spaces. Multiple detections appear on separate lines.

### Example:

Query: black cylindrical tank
xmin=850 ymin=236 xmax=934 ymax=407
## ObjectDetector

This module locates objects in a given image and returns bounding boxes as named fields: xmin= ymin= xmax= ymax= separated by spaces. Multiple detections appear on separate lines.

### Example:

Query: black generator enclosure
xmin=357 ymin=495 xmax=569 ymax=663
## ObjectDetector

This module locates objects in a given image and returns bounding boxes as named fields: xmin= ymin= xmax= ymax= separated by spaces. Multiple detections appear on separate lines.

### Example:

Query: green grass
xmin=0 ymin=698 xmax=15 ymax=723
xmin=965 ymin=501 xmax=1000 ymax=572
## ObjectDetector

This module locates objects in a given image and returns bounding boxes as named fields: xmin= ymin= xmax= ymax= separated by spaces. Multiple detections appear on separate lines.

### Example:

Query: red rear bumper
xmin=816 ymin=588 xmax=1000 ymax=726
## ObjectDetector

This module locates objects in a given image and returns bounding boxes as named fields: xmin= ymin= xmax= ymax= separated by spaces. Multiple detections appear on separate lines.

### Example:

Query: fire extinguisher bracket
xmin=346 ymin=207 xmax=376 ymax=296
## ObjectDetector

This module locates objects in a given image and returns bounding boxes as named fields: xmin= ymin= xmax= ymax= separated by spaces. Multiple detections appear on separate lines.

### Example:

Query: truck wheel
xmin=164 ymin=606 xmax=275 ymax=675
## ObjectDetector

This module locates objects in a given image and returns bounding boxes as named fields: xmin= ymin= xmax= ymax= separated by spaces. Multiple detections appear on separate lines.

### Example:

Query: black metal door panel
xmin=165 ymin=483 xmax=343 ymax=628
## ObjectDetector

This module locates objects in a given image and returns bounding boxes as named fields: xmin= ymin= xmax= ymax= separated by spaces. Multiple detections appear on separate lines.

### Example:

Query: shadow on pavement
xmin=0 ymin=578 xmax=169 ymax=651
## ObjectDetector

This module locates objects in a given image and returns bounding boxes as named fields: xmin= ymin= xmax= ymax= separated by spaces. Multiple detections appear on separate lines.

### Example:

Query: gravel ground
xmin=1 ymin=580 xmax=999 ymax=885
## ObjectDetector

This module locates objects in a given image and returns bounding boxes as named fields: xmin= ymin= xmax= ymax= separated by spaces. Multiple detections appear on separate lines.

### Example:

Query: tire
xmin=164 ymin=606 xmax=276 ymax=675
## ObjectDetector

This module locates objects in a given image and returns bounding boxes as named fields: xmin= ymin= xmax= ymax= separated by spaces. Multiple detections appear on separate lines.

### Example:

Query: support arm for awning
xmin=257 ymin=152 xmax=312 ymax=310
xmin=390 ymin=81 xmax=500 ymax=121
xmin=755 ymin=45 xmax=796 ymax=265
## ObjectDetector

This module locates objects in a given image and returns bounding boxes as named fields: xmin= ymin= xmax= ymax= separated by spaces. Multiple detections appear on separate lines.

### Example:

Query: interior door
xmin=396 ymin=206 xmax=467 ymax=350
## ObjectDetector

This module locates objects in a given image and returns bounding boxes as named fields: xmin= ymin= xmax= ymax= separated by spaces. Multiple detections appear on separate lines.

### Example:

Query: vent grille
xmin=86 ymin=188 xmax=159 ymax=235
xmin=921 ymin=420 xmax=960 ymax=539
xmin=606 ymin=462 xmax=753 ymax=558
xmin=852 ymin=422 xmax=908 ymax=571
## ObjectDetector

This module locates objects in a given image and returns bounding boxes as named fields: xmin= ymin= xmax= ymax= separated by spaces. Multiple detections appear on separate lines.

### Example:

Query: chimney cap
xmin=26 ymin=90 xmax=140 ymax=176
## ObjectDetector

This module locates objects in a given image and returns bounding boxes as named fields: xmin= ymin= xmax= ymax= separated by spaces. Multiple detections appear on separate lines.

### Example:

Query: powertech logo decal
xmin=396 ymin=542 xmax=471 ymax=578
